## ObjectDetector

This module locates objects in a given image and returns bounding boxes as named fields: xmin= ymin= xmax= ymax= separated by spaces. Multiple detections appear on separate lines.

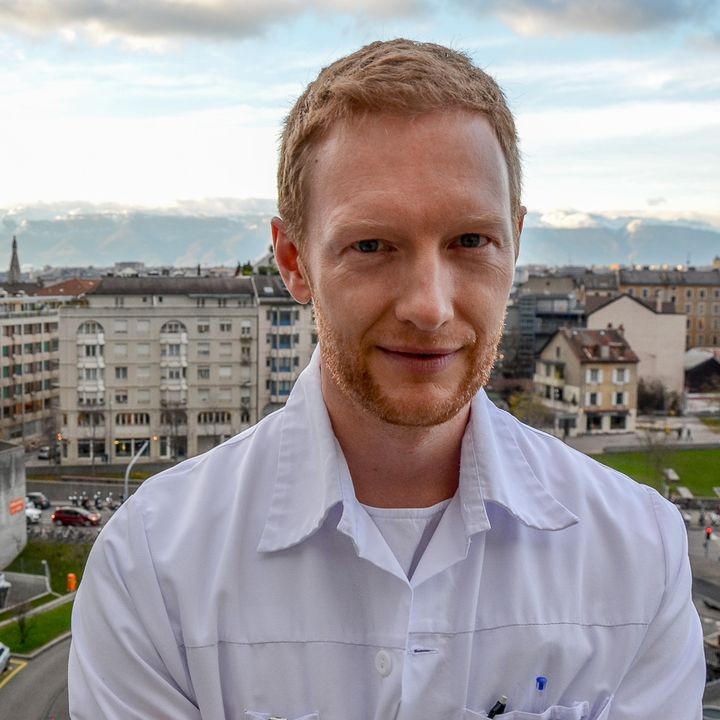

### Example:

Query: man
xmin=69 ymin=39 xmax=704 ymax=719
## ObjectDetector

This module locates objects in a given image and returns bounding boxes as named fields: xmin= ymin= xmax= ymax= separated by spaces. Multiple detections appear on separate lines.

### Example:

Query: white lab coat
xmin=69 ymin=350 xmax=704 ymax=719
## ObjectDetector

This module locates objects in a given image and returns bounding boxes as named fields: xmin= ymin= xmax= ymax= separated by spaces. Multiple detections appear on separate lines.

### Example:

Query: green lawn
xmin=593 ymin=448 xmax=720 ymax=496
xmin=0 ymin=601 xmax=72 ymax=653
xmin=5 ymin=541 xmax=93 ymax=595
xmin=0 ymin=594 xmax=54 ymax=624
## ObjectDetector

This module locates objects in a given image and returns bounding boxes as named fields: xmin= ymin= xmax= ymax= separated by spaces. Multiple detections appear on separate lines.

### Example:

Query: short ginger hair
xmin=277 ymin=38 xmax=522 ymax=245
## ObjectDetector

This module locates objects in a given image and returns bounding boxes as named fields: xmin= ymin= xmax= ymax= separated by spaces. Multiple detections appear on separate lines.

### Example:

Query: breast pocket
xmin=244 ymin=712 xmax=319 ymax=720
xmin=463 ymin=696 xmax=611 ymax=720
xmin=463 ymin=700 xmax=590 ymax=719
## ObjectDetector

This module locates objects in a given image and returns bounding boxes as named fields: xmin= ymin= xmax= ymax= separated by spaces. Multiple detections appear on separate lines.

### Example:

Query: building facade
xmin=618 ymin=268 xmax=720 ymax=349
xmin=587 ymin=294 xmax=686 ymax=396
xmin=0 ymin=295 xmax=61 ymax=446
xmin=58 ymin=276 xmax=316 ymax=465
xmin=534 ymin=328 xmax=639 ymax=437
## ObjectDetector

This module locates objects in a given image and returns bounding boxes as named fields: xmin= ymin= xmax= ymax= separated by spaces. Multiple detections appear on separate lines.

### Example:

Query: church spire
xmin=8 ymin=235 xmax=21 ymax=285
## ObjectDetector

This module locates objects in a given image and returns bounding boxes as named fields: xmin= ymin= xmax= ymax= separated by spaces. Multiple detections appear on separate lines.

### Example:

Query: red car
xmin=51 ymin=506 xmax=102 ymax=527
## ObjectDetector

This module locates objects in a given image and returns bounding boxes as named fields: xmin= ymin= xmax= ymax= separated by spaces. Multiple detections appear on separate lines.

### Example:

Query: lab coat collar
xmin=258 ymin=348 xmax=577 ymax=554
xmin=463 ymin=390 xmax=578 ymax=532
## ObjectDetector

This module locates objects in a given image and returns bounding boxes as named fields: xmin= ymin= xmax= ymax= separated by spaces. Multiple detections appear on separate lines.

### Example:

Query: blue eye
xmin=458 ymin=233 xmax=488 ymax=248
xmin=354 ymin=239 xmax=381 ymax=253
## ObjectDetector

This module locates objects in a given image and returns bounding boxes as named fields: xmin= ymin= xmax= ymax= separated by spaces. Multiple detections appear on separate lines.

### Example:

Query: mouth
xmin=377 ymin=346 xmax=460 ymax=372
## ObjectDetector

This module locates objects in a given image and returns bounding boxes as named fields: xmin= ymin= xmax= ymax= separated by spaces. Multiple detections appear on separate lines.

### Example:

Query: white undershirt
xmin=361 ymin=498 xmax=452 ymax=579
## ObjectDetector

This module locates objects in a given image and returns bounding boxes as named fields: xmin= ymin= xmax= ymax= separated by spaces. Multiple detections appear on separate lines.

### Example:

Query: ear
xmin=514 ymin=205 xmax=527 ymax=261
xmin=271 ymin=216 xmax=312 ymax=304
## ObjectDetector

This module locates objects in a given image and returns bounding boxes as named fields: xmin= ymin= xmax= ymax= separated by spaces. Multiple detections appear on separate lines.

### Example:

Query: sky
xmin=0 ymin=0 xmax=719 ymax=232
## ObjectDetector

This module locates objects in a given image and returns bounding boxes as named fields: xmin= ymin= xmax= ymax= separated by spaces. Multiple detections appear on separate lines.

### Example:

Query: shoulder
xmin=488 ymin=400 xmax=685 ymax=543
xmin=110 ymin=407 xmax=287 ymax=546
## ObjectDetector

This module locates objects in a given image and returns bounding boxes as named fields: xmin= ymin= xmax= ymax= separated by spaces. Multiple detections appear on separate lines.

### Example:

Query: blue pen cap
xmin=535 ymin=677 xmax=548 ymax=691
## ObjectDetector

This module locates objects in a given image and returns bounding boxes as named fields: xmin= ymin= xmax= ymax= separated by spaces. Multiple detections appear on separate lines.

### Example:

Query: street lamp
xmin=123 ymin=439 xmax=149 ymax=503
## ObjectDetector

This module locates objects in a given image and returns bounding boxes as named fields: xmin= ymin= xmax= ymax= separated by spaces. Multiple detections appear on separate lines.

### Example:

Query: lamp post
xmin=123 ymin=439 xmax=149 ymax=503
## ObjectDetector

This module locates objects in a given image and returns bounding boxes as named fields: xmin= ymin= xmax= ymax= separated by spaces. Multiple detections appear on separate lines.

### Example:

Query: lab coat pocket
xmin=244 ymin=712 xmax=319 ymax=720
xmin=462 ymin=700 xmax=589 ymax=719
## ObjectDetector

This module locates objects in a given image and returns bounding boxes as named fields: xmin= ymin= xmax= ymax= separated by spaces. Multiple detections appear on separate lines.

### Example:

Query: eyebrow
xmin=329 ymin=213 xmax=511 ymax=238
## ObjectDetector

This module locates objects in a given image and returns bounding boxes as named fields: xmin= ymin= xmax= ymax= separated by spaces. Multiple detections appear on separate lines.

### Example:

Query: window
xmin=161 ymin=321 xmax=185 ymax=334
xmin=586 ymin=368 xmax=602 ymax=384
xmin=78 ymin=321 xmax=103 ymax=335
xmin=198 ymin=366 xmax=210 ymax=380
xmin=241 ymin=321 xmax=252 ymax=336
xmin=114 ymin=343 xmax=127 ymax=357
xmin=218 ymin=366 xmax=232 ymax=379
xmin=219 ymin=387 xmax=232 ymax=401
xmin=137 ymin=319 xmax=150 ymax=334
xmin=115 ymin=366 xmax=128 ymax=380
xmin=220 ymin=322 xmax=232 ymax=332
xmin=137 ymin=366 xmax=150 ymax=380
xmin=614 ymin=368 xmax=627 ymax=384
xmin=270 ymin=380 xmax=293 ymax=396
xmin=115 ymin=392 xmax=128 ymax=404
xmin=610 ymin=415 xmax=626 ymax=430
xmin=686 ymin=289 xmax=693 ymax=299
xmin=586 ymin=392 xmax=601 ymax=406
xmin=641 ymin=288 xmax=648 ymax=298
xmin=198 ymin=411 xmax=231 ymax=424
xmin=137 ymin=343 xmax=150 ymax=357
xmin=219 ymin=342 xmax=232 ymax=357
xmin=114 ymin=319 xmax=128 ymax=333
xmin=218 ymin=298 xmax=227 ymax=308
xmin=161 ymin=344 xmax=181 ymax=357
xmin=198 ymin=322 xmax=210 ymax=334
xmin=167 ymin=367 xmax=183 ymax=380
xmin=198 ymin=342 xmax=210 ymax=357
xmin=614 ymin=392 xmax=626 ymax=405
xmin=137 ymin=389 xmax=151 ymax=404
xmin=85 ymin=368 xmax=98 ymax=380
xmin=84 ymin=344 xmax=98 ymax=357
xmin=114 ymin=297 xmax=124 ymax=308
xmin=685 ymin=304 xmax=692 ymax=314
xmin=698 ymin=303 xmax=705 ymax=314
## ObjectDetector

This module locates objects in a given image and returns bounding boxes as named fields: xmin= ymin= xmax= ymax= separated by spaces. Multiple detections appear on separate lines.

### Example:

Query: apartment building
xmin=0 ymin=295 xmax=61 ymax=446
xmin=254 ymin=275 xmax=317 ymax=418
xmin=618 ymin=268 xmax=720 ymax=349
xmin=586 ymin=294 xmax=685 ymax=396
xmin=58 ymin=275 xmax=316 ymax=465
xmin=534 ymin=327 xmax=639 ymax=437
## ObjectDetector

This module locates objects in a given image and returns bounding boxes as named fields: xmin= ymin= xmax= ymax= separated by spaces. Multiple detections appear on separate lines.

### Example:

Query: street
xmin=0 ymin=636 xmax=70 ymax=720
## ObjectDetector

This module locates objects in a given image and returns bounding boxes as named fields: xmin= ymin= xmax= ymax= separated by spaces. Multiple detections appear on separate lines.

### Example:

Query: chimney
xmin=617 ymin=323 xmax=625 ymax=337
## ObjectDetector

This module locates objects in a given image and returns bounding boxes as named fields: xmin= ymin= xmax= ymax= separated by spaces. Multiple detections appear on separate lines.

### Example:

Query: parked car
xmin=37 ymin=445 xmax=52 ymax=459
xmin=51 ymin=506 xmax=101 ymax=527
xmin=25 ymin=505 xmax=42 ymax=524
xmin=26 ymin=492 xmax=51 ymax=509
xmin=0 ymin=642 xmax=10 ymax=673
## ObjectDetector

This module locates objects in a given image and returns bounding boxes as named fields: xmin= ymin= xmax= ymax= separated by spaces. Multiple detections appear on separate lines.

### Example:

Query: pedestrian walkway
xmin=566 ymin=415 xmax=719 ymax=455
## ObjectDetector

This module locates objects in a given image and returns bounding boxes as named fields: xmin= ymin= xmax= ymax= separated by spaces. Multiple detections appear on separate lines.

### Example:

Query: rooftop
xmin=558 ymin=327 xmax=639 ymax=364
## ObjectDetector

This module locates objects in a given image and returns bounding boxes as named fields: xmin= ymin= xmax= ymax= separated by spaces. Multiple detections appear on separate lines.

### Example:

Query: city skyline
xmin=0 ymin=0 xmax=719 ymax=233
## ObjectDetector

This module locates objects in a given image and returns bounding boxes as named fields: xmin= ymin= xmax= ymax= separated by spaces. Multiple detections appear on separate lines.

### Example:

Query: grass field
xmin=6 ymin=541 xmax=93 ymax=595
xmin=593 ymin=447 xmax=720 ymax=496
xmin=0 ymin=601 xmax=72 ymax=653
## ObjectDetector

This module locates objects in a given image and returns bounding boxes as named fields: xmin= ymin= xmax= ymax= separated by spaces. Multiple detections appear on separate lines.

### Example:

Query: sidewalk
xmin=566 ymin=416 xmax=719 ymax=455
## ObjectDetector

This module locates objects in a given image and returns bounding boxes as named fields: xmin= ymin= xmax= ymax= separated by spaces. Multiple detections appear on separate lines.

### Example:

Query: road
xmin=0 ymin=636 xmax=70 ymax=720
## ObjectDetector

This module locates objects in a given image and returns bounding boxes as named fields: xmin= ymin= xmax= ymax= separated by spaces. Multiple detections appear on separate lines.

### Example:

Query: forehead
xmin=303 ymin=111 xmax=512 ymax=233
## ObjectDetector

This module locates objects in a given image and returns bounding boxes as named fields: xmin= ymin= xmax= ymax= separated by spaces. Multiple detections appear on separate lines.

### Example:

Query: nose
xmin=393 ymin=252 xmax=454 ymax=331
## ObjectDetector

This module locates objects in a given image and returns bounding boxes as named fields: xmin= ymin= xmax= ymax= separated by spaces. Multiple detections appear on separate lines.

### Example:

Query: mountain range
xmin=1 ymin=204 xmax=718 ymax=272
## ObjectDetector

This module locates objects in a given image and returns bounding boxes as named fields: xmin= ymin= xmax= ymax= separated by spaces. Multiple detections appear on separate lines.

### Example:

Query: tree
xmin=15 ymin=600 xmax=35 ymax=648
xmin=508 ymin=391 xmax=555 ymax=430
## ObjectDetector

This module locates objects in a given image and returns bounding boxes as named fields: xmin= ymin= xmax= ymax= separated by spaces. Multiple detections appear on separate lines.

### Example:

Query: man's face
xmin=280 ymin=111 xmax=519 ymax=427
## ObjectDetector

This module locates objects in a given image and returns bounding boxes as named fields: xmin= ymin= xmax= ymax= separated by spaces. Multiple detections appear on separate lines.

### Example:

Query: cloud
xmin=462 ymin=0 xmax=715 ymax=36
xmin=0 ymin=0 xmax=424 ymax=43
xmin=539 ymin=210 xmax=600 ymax=229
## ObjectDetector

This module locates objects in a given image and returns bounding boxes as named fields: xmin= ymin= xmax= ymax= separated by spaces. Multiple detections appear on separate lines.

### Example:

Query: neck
xmin=321 ymin=370 xmax=470 ymax=509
